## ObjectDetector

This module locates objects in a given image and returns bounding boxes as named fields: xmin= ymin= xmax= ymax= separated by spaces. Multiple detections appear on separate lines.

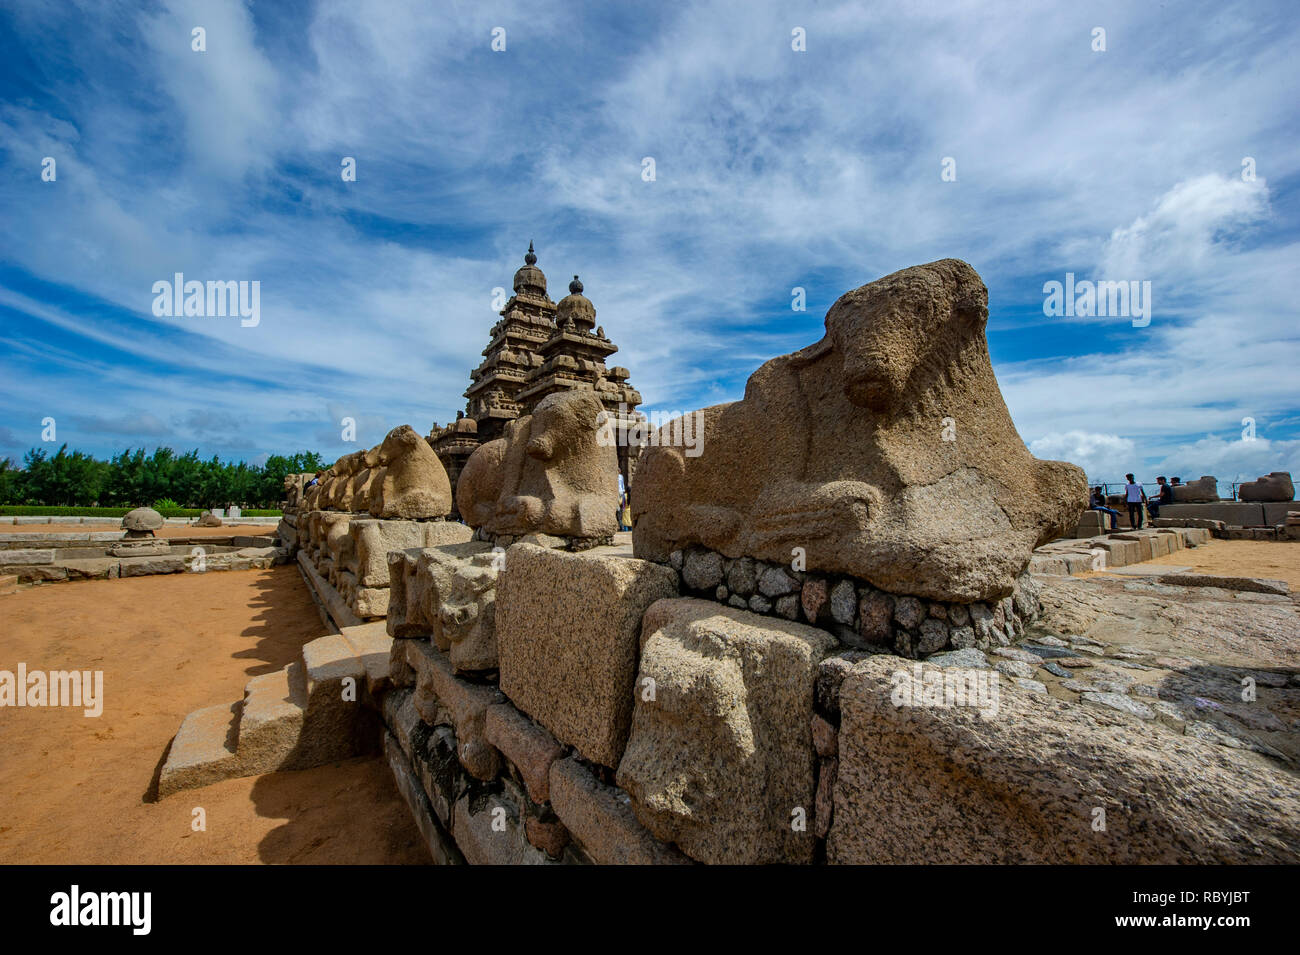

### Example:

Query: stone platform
xmin=0 ymin=532 xmax=287 ymax=582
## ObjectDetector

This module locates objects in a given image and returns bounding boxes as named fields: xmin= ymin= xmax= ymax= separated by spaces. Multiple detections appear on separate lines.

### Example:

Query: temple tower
xmin=429 ymin=243 xmax=643 ymax=516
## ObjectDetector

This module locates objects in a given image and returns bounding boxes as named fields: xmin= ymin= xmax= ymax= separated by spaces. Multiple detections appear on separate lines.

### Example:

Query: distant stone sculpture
xmin=327 ymin=452 xmax=364 ymax=510
xmin=282 ymin=473 xmax=312 ymax=509
xmin=348 ymin=447 xmax=383 ymax=513
xmin=1239 ymin=471 xmax=1294 ymax=502
xmin=458 ymin=390 xmax=619 ymax=542
xmin=368 ymin=424 xmax=453 ymax=519
xmin=303 ymin=471 xmax=329 ymax=511
xmin=197 ymin=511 xmax=223 ymax=527
xmin=1172 ymin=476 xmax=1218 ymax=503
xmin=633 ymin=259 xmax=1086 ymax=603
xmin=122 ymin=507 xmax=164 ymax=539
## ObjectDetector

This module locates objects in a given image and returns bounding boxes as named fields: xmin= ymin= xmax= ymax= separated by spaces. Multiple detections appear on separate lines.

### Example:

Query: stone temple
xmin=428 ymin=243 xmax=642 ymax=515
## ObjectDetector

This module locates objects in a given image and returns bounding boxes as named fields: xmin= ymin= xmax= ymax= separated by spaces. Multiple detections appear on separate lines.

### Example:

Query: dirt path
xmin=0 ymin=567 xmax=428 ymax=864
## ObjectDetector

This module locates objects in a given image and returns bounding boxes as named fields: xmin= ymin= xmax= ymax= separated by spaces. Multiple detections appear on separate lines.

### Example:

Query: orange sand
xmin=0 ymin=566 xmax=428 ymax=864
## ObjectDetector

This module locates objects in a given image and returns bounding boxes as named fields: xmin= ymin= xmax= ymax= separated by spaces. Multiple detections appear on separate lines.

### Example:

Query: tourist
xmin=306 ymin=470 xmax=323 ymax=488
xmin=1089 ymin=486 xmax=1121 ymax=530
xmin=1123 ymin=473 xmax=1146 ymax=529
xmin=621 ymin=475 xmax=637 ymax=535
xmin=1148 ymin=476 xmax=1173 ymax=519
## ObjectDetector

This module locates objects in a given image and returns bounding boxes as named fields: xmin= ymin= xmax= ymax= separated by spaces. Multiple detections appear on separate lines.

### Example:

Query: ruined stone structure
xmin=428 ymin=244 xmax=643 ymax=516
xmin=278 ymin=424 xmax=471 ymax=622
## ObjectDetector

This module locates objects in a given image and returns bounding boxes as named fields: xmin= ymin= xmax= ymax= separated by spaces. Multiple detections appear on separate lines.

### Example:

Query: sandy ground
xmin=3 ymin=522 xmax=277 ymax=538
xmin=1092 ymin=538 xmax=1300 ymax=589
xmin=0 ymin=566 xmax=429 ymax=864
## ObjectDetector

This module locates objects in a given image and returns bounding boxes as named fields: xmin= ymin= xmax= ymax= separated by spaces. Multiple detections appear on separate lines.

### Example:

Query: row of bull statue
xmin=284 ymin=391 xmax=620 ymax=543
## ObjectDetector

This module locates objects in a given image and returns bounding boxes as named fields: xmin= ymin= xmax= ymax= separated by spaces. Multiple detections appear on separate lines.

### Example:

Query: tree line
xmin=0 ymin=446 xmax=327 ymax=509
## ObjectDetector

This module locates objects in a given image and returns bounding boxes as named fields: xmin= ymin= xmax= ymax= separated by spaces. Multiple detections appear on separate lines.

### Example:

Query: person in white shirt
xmin=1123 ymin=473 xmax=1147 ymax=529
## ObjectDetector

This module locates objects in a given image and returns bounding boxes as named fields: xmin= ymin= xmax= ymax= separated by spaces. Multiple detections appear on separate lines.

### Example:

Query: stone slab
xmin=827 ymin=656 xmax=1300 ymax=863
xmin=496 ymin=543 xmax=679 ymax=768
xmin=616 ymin=598 xmax=837 ymax=864
xmin=548 ymin=757 xmax=691 ymax=865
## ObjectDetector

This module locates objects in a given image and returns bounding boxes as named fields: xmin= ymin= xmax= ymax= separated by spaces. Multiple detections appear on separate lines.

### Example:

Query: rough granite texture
xmin=548 ymin=757 xmax=691 ymax=865
xmin=455 ymin=437 xmax=507 ymax=527
xmin=496 ymin=543 xmax=679 ymax=767
xmin=632 ymin=259 xmax=1085 ymax=602
xmin=460 ymin=390 xmax=619 ymax=540
xmin=827 ymin=656 xmax=1300 ymax=864
xmin=617 ymin=598 xmax=839 ymax=864
xmin=370 ymin=424 xmax=453 ymax=519
xmin=351 ymin=519 xmax=472 ymax=588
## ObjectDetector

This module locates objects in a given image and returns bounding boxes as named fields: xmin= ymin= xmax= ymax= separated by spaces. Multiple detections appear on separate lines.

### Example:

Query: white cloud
xmin=1099 ymin=173 xmax=1269 ymax=279
xmin=139 ymin=0 xmax=279 ymax=180
xmin=1152 ymin=434 xmax=1300 ymax=487
xmin=1028 ymin=431 xmax=1136 ymax=482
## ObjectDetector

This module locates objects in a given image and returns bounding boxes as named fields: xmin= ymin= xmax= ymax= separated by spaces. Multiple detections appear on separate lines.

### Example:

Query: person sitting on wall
xmin=1148 ymin=475 xmax=1174 ymax=519
xmin=1089 ymin=486 xmax=1121 ymax=531
xmin=1123 ymin=473 xmax=1147 ymax=529
xmin=306 ymin=470 xmax=323 ymax=488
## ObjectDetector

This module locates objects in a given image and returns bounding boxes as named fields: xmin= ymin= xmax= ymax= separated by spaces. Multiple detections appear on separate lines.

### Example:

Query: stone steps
xmin=160 ymin=702 xmax=243 ymax=796
xmin=236 ymin=662 xmax=310 ymax=776
xmin=1028 ymin=526 xmax=1212 ymax=576
xmin=157 ymin=626 xmax=393 ymax=798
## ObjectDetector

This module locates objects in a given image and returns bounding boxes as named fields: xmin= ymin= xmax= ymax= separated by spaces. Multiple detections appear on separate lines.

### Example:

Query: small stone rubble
xmin=656 ymin=543 xmax=1040 ymax=658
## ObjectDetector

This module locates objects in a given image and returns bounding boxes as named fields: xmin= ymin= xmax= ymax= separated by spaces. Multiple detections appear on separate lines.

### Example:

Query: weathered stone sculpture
xmin=345 ymin=445 xmax=383 ymax=513
xmin=633 ymin=259 xmax=1086 ymax=603
xmin=368 ymin=424 xmax=453 ymax=519
xmin=456 ymin=438 xmax=507 ymax=527
xmin=122 ymin=506 xmax=164 ymax=539
xmin=1172 ymin=476 xmax=1218 ymax=503
xmin=282 ymin=473 xmax=311 ymax=510
xmin=617 ymin=598 xmax=837 ymax=864
xmin=386 ymin=541 xmax=498 ymax=669
xmin=308 ymin=467 xmax=337 ymax=511
xmin=458 ymin=390 xmax=619 ymax=542
xmin=437 ymin=553 xmax=502 ymax=671
xmin=1238 ymin=471 xmax=1294 ymax=502
xmin=328 ymin=451 xmax=364 ymax=510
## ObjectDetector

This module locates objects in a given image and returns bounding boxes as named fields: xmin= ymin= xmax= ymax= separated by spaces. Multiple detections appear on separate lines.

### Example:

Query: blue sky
xmin=1 ymin=0 xmax=1297 ymax=487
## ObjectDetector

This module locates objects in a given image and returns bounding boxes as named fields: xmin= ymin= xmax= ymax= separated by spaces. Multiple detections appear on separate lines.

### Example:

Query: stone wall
xmin=375 ymin=536 xmax=1300 ymax=865
xmin=291 ymin=509 xmax=471 ymax=621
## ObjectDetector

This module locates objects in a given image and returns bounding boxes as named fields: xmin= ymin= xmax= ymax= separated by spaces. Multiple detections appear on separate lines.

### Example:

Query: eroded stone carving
xmin=368 ymin=424 xmax=453 ymax=519
xmin=1172 ymin=475 xmax=1218 ymax=503
xmin=1239 ymin=471 xmax=1294 ymax=503
xmin=386 ymin=541 xmax=499 ymax=671
xmin=457 ymin=390 xmax=619 ymax=542
xmin=456 ymin=438 xmax=507 ymax=528
xmin=632 ymin=259 xmax=1086 ymax=603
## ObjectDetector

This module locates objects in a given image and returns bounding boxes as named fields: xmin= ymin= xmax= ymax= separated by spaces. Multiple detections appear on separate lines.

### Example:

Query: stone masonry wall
xmin=373 ymin=534 xmax=1300 ymax=865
